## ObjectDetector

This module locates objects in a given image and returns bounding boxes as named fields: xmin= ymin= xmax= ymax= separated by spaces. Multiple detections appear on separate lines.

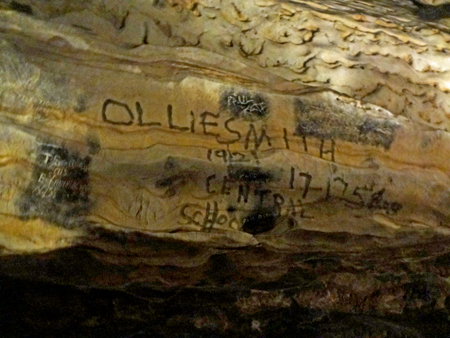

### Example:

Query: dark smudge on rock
xmin=242 ymin=207 xmax=277 ymax=235
xmin=228 ymin=166 xmax=273 ymax=184
xmin=294 ymin=99 xmax=400 ymax=150
xmin=18 ymin=141 xmax=92 ymax=228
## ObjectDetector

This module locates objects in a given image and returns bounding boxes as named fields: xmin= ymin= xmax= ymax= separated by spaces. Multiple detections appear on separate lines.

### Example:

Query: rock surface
xmin=2 ymin=0 xmax=450 ymax=336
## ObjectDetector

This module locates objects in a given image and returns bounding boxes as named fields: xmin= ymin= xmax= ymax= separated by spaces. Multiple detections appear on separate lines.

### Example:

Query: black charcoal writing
xmin=216 ymin=118 xmax=241 ymax=144
xmin=244 ymin=124 xmax=272 ymax=150
xmin=206 ymin=168 xmax=403 ymax=216
xmin=168 ymin=104 xmax=189 ymax=131
xmin=136 ymin=101 xmax=161 ymax=127
xmin=102 ymin=99 xmax=134 ymax=125
xmin=342 ymin=186 xmax=403 ymax=215
xmin=101 ymin=99 xmax=272 ymax=151
xmin=207 ymin=149 xmax=249 ymax=164
xmin=101 ymin=98 xmax=344 ymax=156
xmin=179 ymin=201 xmax=241 ymax=230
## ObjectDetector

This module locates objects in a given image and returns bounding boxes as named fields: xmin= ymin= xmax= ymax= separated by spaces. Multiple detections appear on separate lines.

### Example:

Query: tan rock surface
xmin=1 ymin=1 xmax=450 ymax=256
xmin=3 ymin=2 xmax=450 ymax=336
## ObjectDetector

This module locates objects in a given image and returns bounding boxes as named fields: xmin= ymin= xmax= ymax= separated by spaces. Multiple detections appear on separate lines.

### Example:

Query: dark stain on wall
xmin=411 ymin=0 xmax=450 ymax=20
xmin=228 ymin=166 xmax=273 ymax=184
xmin=152 ymin=0 xmax=166 ymax=8
xmin=87 ymin=136 xmax=101 ymax=155
xmin=18 ymin=142 xmax=92 ymax=228
xmin=242 ymin=207 xmax=277 ymax=235
xmin=154 ymin=173 xmax=191 ymax=198
xmin=9 ymin=1 xmax=33 ymax=15
xmin=294 ymin=99 xmax=400 ymax=150
xmin=74 ymin=95 xmax=89 ymax=113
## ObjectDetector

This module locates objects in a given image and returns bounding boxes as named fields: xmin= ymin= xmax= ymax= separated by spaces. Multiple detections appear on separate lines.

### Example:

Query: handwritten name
xmin=101 ymin=99 xmax=337 ymax=160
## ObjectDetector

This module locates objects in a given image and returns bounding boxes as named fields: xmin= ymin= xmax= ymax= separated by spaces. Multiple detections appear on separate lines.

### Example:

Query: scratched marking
xmin=221 ymin=90 xmax=269 ymax=120
xmin=18 ymin=142 xmax=92 ymax=228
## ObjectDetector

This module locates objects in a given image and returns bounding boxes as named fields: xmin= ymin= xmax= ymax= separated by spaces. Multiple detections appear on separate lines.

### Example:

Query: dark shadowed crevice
xmin=9 ymin=1 xmax=33 ymax=15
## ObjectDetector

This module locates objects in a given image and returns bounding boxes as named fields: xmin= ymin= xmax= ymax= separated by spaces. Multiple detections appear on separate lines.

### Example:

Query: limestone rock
xmin=1 ymin=0 xmax=450 ymax=336
xmin=0 ymin=0 xmax=449 ymax=256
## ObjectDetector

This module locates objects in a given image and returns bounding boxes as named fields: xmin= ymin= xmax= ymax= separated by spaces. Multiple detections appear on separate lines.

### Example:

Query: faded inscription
xmin=199 ymin=165 xmax=402 ymax=234
xmin=19 ymin=142 xmax=92 ymax=228
xmin=98 ymin=92 xmax=404 ymax=235
xmin=220 ymin=90 xmax=268 ymax=121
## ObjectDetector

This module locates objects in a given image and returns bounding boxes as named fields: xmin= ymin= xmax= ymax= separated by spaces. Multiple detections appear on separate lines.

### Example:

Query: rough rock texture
xmin=2 ymin=0 xmax=450 ymax=336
